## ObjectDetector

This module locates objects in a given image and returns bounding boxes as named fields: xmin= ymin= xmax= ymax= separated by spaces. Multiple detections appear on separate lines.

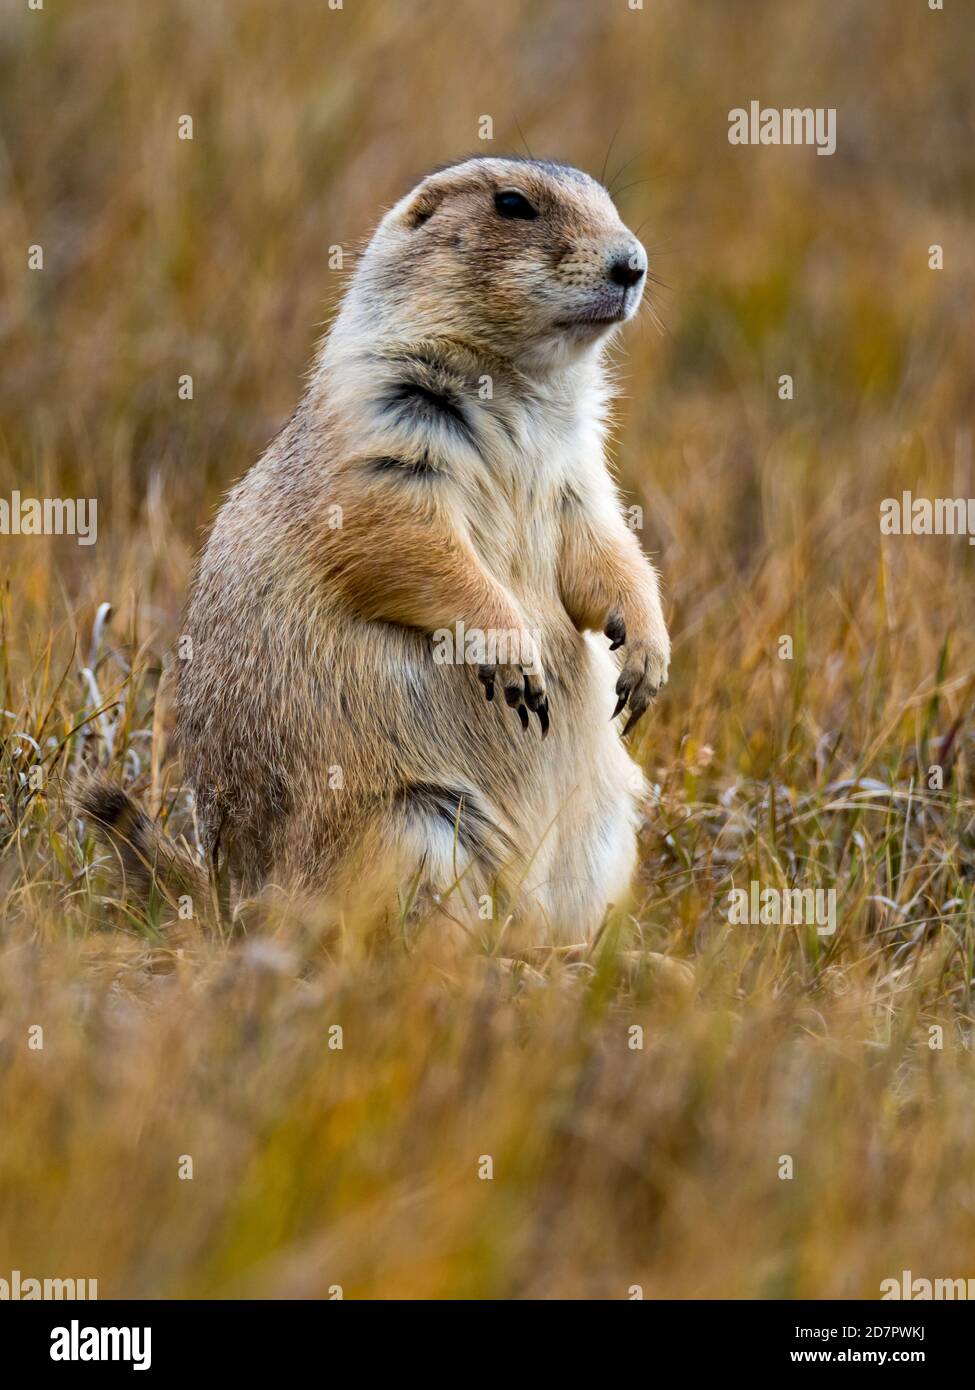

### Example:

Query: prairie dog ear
xmin=400 ymin=180 xmax=448 ymax=229
xmin=396 ymin=169 xmax=473 ymax=229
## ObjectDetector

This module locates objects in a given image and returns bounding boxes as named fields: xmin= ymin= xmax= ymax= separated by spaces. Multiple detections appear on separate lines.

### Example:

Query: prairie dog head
xmin=344 ymin=156 xmax=648 ymax=374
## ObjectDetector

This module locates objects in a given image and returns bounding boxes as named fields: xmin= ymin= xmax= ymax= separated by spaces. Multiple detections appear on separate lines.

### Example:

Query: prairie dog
xmin=171 ymin=156 xmax=670 ymax=941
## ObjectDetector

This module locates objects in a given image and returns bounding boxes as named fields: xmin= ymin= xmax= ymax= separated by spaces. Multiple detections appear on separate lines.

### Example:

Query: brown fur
xmin=112 ymin=158 xmax=671 ymax=942
xmin=75 ymin=773 xmax=208 ymax=911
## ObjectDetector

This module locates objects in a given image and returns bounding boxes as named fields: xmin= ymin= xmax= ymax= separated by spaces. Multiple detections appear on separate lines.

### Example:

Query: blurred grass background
xmin=0 ymin=0 xmax=974 ymax=1298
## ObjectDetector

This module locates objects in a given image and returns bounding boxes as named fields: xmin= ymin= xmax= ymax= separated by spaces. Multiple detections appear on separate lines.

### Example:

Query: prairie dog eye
xmin=494 ymin=190 xmax=538 ymax=221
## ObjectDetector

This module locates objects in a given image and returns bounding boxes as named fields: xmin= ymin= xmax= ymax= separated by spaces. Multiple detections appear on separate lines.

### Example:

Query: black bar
xmin=1 ymin=1299 xmax=967 ymax=1374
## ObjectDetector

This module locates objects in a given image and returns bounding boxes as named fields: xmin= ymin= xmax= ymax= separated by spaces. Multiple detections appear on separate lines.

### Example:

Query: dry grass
xmin=1 ymin=0 xmax=974 ymax=1298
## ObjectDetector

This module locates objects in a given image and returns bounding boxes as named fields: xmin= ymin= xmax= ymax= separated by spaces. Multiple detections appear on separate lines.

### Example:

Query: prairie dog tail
xmin=75 ymin=775 xmax=211 ymax=917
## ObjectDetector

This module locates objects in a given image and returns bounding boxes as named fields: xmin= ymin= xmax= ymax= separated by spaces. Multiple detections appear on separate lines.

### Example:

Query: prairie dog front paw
xmin=605 ymin=609 xmax=670 ymax=735
xmin=478 ymin=647 xmax=549 ymax=737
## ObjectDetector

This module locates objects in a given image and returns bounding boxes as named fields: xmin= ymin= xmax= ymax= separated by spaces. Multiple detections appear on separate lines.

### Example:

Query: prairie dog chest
xmin=462 ymin=391 xmax=604 ymax=602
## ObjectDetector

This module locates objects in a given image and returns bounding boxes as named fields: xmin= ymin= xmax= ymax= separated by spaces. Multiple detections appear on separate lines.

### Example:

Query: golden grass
xmin=1 ymin=0 xmax=974 ymax=1297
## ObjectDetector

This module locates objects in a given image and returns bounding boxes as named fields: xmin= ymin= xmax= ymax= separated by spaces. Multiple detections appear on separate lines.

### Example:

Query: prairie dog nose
xmin=608 ymin=248 xmax=647 ymax=288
